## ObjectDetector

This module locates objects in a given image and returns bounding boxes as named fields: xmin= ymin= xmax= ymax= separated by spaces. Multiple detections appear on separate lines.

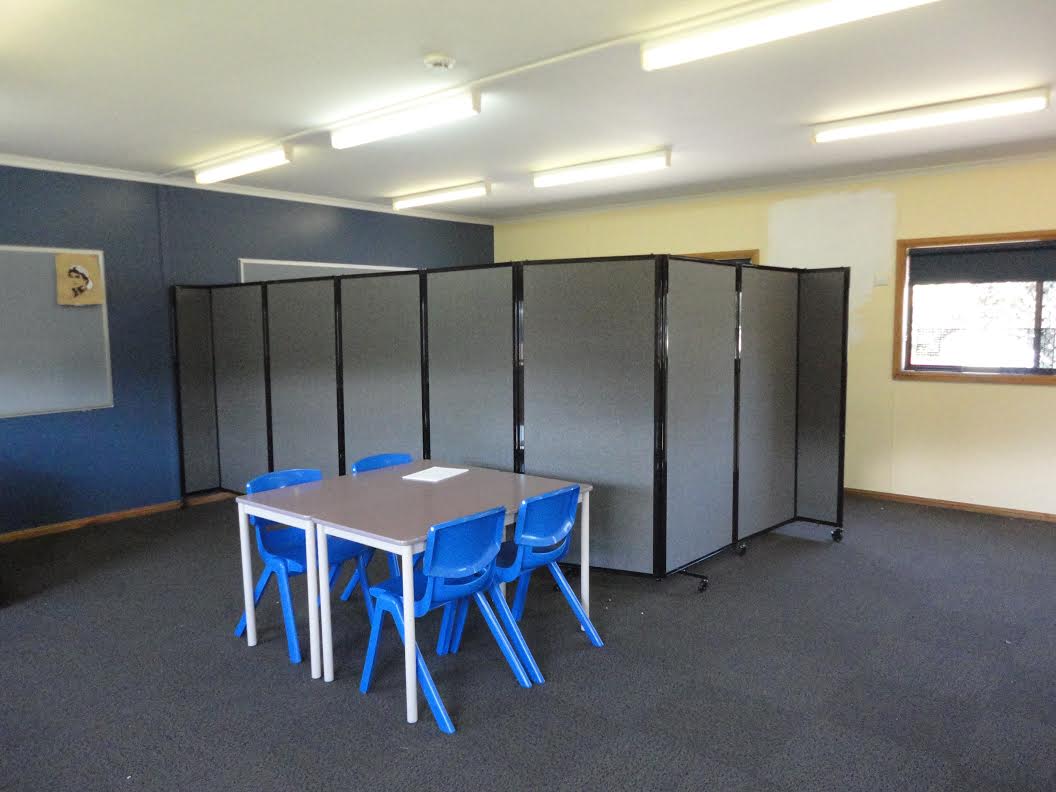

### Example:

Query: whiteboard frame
xmin=238 ymin=257 xmax=410 ymax=283
xmin=0 ymin=244 xmax=113 ymax=419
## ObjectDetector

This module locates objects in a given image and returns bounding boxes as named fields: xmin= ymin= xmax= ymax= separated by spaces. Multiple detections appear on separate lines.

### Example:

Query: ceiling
xmin=3 ymin=0 xmax=1056 ymax=221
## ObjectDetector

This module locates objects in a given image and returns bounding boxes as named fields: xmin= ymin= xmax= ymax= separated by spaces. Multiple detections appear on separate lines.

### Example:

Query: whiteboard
xmin=0 ymin=245 xmax=112 ymax=418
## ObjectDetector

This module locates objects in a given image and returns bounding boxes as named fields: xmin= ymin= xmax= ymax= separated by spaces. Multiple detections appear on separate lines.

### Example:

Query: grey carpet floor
xmin=1 ymin=495 xmax=1053 ymax=792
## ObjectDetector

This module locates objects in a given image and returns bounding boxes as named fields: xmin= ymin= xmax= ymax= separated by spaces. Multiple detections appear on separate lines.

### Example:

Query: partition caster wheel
xmin=831 ymin=528 xmax=844 ymax=543
xmin=736 ymin=542 xmax=748 ymax=557
xmin=697 ymin=577 xmax=709 ymax=593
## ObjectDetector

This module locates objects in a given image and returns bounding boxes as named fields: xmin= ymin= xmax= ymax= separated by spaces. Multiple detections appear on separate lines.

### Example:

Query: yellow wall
xmin=495 ymin=154 xmax=1056 ymax=515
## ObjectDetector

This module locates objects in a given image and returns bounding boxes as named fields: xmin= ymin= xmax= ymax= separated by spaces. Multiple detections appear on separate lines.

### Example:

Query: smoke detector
xmin=424 ymin=53 xmax=456 ymax=71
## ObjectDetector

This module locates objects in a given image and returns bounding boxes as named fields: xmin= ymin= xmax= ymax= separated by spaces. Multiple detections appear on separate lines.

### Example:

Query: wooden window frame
xmin=683 ymin=249 xmax=759 ymax=264
xmin=894 ymin=230 xmax=1056 ymax=386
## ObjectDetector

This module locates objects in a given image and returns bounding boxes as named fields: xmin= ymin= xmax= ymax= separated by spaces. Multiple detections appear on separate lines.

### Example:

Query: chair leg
xmin=449 ymin=597 xmax=470 ymax=654
xmin=356 ymin=554 xmax=375 ymax=620
xmin=548 ymin=562 xmax=603 ymax=647
xmin=234 ymin=568 xmax=272 ymax=637
xmin=274 ymin=569 xmax=302 ymax=663
xmin=340 ymin=567 xmax=361 ymax=602
xmin=359 ymin=602 xmax=384 ymax=694
xmin=328 ymin=564 xmax=340 ymax=590
xmin=473 ymin=591 xmax=531 ymax=689
xmin=436 ymin=602 xmax=455 ymax=655
xmin=489 ymin=586 xmax=544 ymax=685
xmin=511 ymin=571 xmax=533 ymax=621
xmin=389 ymin=607 xmax=455 ymax=734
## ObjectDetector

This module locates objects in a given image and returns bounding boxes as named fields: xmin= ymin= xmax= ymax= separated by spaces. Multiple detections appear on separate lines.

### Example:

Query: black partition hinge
xmin=333 ymin=278 xmax=346 ymax=475
xmin=419 ymin=271 xmax=431 ymax=460
xmin=731 ymin=265 xmax=742 ymax=546
xmin=261 ymin=284 xmax=275 ymax=473
xmin=513 ymin=263 xmax=526 ymax=474
xmin=652 ymin=255 xmax=669 ymax=578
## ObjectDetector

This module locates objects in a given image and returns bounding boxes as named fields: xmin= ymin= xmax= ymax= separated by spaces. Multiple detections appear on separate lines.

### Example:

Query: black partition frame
xmin=172 ymin=256 xmax=848 ymax=578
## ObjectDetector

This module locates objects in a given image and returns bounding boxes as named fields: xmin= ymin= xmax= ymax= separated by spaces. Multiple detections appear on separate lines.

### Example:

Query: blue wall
xmin=159 ymin=187 xmax=492 ymax=284
xmin=0 ymin=165 xmax=492 ymax=533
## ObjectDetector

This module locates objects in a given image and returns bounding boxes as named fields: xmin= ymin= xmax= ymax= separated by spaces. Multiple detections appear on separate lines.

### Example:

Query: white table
xmin=236 ymin=461 xmax=592 ymax=726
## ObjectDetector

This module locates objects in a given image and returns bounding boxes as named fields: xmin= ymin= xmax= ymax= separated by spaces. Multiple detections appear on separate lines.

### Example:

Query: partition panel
xmin=268 ymin=280 xmax=338 ymax=476
xmin=428 ymin=267 xmax=513 ymax=470
xmin=211 ymin=286 xmax=267 ymax=492
xmin=523 ymin=259 xmax=655 ymax=574
xmin=174 ymin=289 xmax=218 ymax=492
xmin=666 ymin=262 xmax=737 ymax=570
xmin=738 ymin=267 xmax=798 ymax=538
xmin=796 ymin=269 xmax=848 ymax=523
xmin=341 ymin=275 xmax=423 ymax=466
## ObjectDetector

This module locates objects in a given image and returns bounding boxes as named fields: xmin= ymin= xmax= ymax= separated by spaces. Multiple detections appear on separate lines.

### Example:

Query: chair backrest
xmin=509 ymin=485 xmax=581 ymax=571
xmin=245 ymin=468 xmax=322 ymax=556
xmin=349 ymin=453 xmax=413 ymax=475
xmin=419 ymin=506 xmax=506 ymax=615
xmin=515 ymin=485 xmax=580 ymax=547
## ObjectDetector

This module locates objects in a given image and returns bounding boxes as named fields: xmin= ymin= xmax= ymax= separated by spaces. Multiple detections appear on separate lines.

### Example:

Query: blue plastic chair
xmin=446 ymin=485 xmax=603 ymax=676
xmin=234 ymin=469 xmax=377 ymax=664
xmin=342 ymin=452 xmax=415 ymax=589
xmin=359 ymin=506 xmax=532 ymax=734
xmin=349 ymin=452 xmax=413 ymax=475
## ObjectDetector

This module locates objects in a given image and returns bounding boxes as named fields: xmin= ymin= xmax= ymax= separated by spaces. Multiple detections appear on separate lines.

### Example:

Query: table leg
xmin=305 ymin=520 xmax=321 ymax=680
xmin=401 ymin=548 xmax=418 ymax=724
xmin=318 ymin=525 xmax=334 ymax=682
xmin=238 ymin=504 xmax=257 ymax=646
xmin=581 ymin=491 xmax=590 ymax=618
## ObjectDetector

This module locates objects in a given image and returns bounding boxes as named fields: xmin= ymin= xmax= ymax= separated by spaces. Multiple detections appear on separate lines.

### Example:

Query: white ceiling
xmin=3 ymin=0 xmax=1056 ymax=221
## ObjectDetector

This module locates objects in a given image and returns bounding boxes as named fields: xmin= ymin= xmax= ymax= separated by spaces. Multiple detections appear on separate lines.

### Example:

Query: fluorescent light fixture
xmin=392 ymin=181 xmax=489 ymax=211
xmin=332 ymin=91 xmax=480 ymax=150
xmin=533 ymin=150 xmax=671 ymax=188
xmin=641 ymin=0 xmax=940 ymax=71
xmin=814 ymin=88 xmax=1050 ymax=142
xmin=194 ymin=145 xmax=292 ymax=184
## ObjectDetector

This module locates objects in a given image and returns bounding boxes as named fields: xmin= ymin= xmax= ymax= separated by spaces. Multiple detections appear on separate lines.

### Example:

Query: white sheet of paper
xmin=401 ymin=466 xmax=469 ymax=483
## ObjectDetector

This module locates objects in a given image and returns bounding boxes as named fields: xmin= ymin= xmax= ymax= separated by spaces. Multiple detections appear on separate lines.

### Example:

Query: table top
xmin=236 ymin=460 xmax=591 ymax=545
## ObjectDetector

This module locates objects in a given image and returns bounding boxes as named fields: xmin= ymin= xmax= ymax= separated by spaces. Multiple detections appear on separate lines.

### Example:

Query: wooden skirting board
xmin=184 ymin=490 xmax=238 ymax=507
xmin=0 ymin=491 xmax=237 ymax=544
xmin=846 ymin=488 xmax=1056 ymax=524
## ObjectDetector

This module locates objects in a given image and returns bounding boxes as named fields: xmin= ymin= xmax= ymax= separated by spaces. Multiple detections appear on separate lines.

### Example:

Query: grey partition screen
xmin=738 ymin=267 xmax=798 ymax=539
xmin=796 ymin=269 xmax=848 ymax=524
xmin=666 ymin=260 xmax=737 ymax=571
xmin=523 ymin=259 xmax=655 ymax=574
xmin=428 ymin=267 xmax=513 ymax=470
xmin=342 ymin=274 xmax=423 ymax=466
xmin=174 ymin=256 xmax=847 ymax=578
xmin=211 ymin=286 xmax=267 ymax=492
xmin=174 ymin=288 xmax=218 ymax=492
xmin=268 ymin=280 xmax=339 ymax=477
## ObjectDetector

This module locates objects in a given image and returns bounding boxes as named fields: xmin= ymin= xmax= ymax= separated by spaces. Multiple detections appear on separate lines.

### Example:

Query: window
xmin=894 ymin=233 xmax=1056 ymax=384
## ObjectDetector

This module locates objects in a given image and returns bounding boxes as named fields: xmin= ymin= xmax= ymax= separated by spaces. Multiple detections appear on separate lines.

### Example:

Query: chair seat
xmin=263 ymin=527 xmax=370 ymax=570
xmin=370 ymin=571 xmax=478 ymax=608
xmin=369 ymin=570 xmax=429 ymax=603
xmin=495 ymin=540 xmax=563 ymax=582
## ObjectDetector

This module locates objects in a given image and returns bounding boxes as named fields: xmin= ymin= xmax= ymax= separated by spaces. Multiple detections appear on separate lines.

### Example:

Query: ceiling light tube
xmin=332 ymin=91 xmax=481 ymax=150
xmin=814 ymin=87 xmax=1050 ymax=143
xmin=194 ymin=145 xmax=292 ymax=184
xmin=392 ymin=181 xmax=489 ymax=211
xmin=641 ymin=0 xmax=940 ymax=71
xmin=533 ymin=150 xmax=671 ymax=188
